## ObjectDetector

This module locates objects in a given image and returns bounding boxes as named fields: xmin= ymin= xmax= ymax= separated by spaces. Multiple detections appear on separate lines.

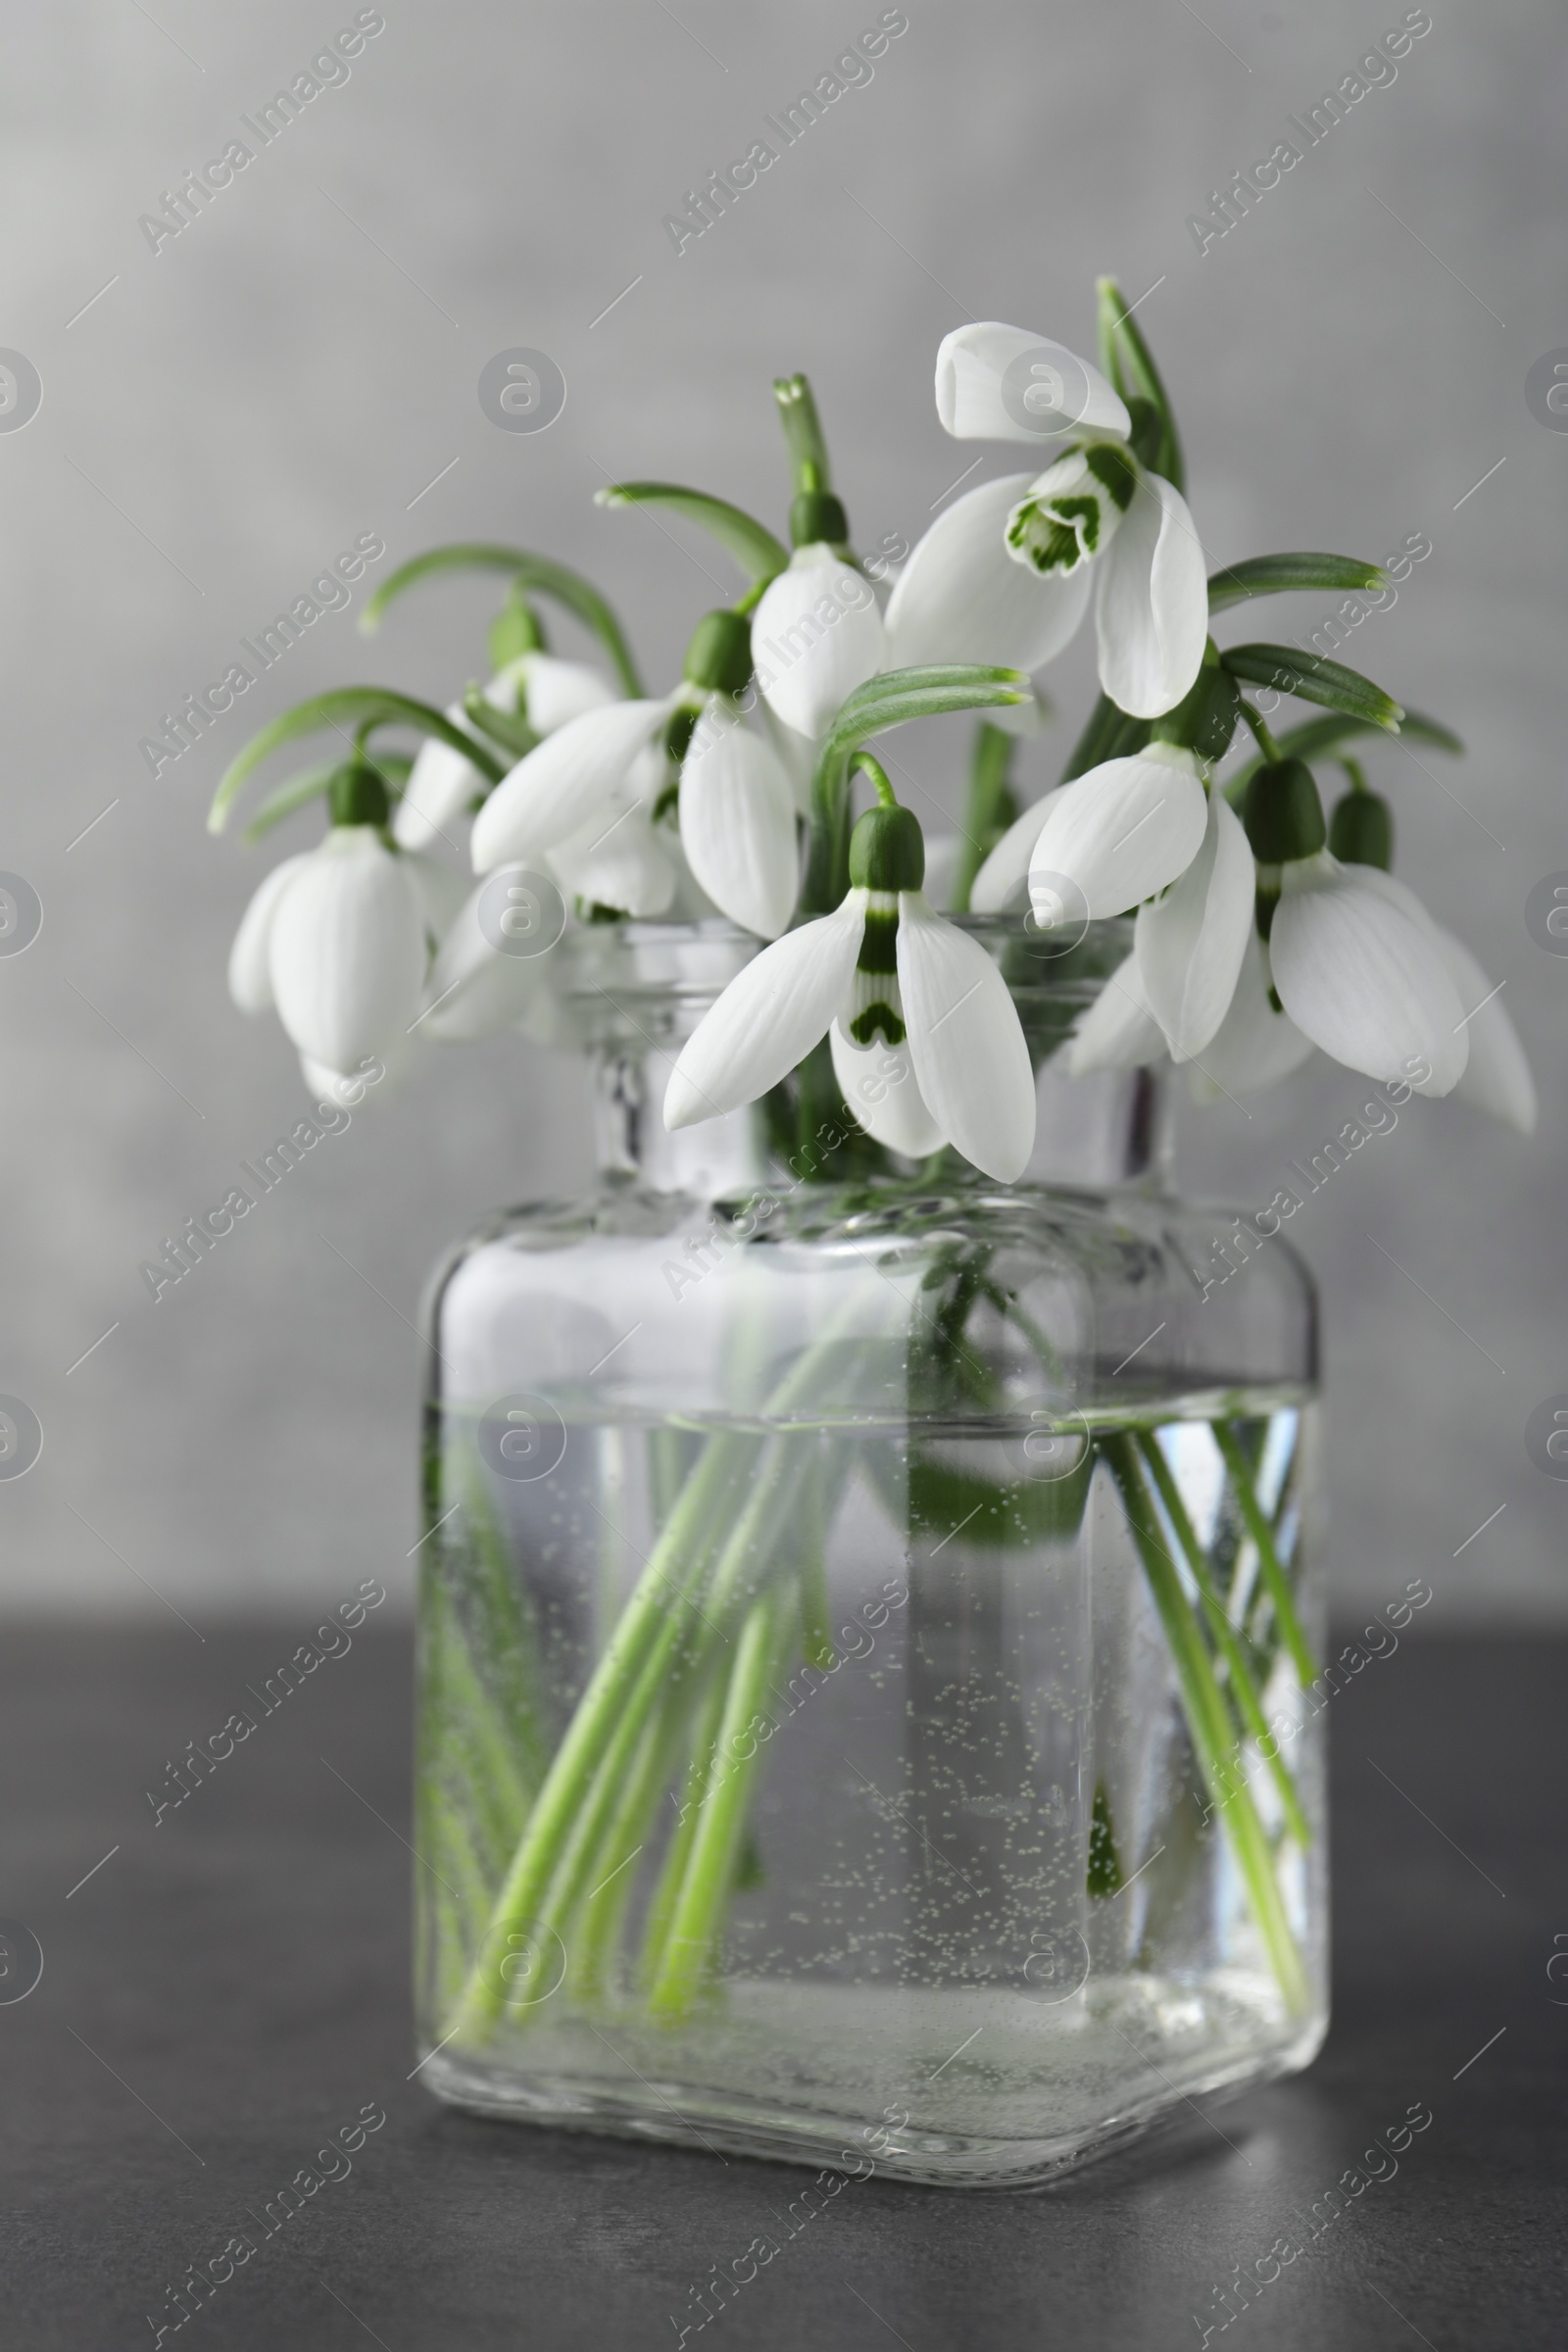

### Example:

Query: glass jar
xmin=414 ymin=916 xmax=1326 ymax=2188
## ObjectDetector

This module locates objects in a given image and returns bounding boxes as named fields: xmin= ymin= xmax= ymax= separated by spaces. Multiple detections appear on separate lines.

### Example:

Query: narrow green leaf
xmin=358 ymin=544 xmax=644 ymax=698
xmin=209 ymin=689 xmax=502 ymax=835
xmin=595 ymin=482 xmax=789 ymax=587
xmin=819 ymin=668 xmax=1028 ymax=772
xmin=1221 ymin=643 xmax=1403 ymax=733
xmin=239 ymin=753 xmax=412 ymax=846
xmin=1096 ymin=275 xmax=1184 ymax=494
xmin=1207 ymin=552 xmax=1390 ymax=613
xmin=1223 ymin=707 xmax=1462 ymax=804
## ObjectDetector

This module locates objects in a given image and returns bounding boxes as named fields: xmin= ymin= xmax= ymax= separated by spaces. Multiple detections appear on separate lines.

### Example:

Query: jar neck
xmin=564 ymin=917 xmax=1173 ymax=1198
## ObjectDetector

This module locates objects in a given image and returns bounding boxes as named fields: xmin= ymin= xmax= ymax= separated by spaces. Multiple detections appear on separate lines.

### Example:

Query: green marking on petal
xmin=855 ymin=902 xmax=900 ymax=976
xmin=849 ymin=1002 xmax=905 ymax=1047
xmin=1084 ymin=441 xmax=1138 ymax=513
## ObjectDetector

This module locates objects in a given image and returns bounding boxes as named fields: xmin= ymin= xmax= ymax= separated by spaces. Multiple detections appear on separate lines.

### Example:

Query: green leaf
xmin=1096 ymin=275 xmax=1184 ymax=494
xmin=1207 ymin=552 xmax=1390 ymax=613
xmin=1221 ymin=643 xmax=1403 ymax=733
xmin=594 ymin=482 xmax=789 ymax=588
xmin=358 ymin=544 xmax=644 ymax=698
xmin=209 ymin=689 xmax=502 ymax=835
xmin=239 ymin=753 xmax=412 ymax=846
xmin=1223 ymin=707 xmax=1462 ymax=804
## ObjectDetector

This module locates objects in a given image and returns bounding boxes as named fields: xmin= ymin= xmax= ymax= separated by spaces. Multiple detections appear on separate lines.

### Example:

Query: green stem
xmin=646 ymin=1585 xmax=794 ymax=2019
xmin=1102 ymin=1438 xmax=1308 ymax=2015
xmin=1213 ymin=1422 xmax=1318 ymax=1685
xmin=447 ymin=1431 xmax=759 ymax=2040
xmin=638 ymin=1668 xmax=733 ymax=1987
xmin=1135 ymin=1433 xmax=1310 ymax=1849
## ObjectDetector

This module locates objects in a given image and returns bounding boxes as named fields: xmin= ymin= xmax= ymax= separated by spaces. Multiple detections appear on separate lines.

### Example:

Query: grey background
xmin=0 ymin=0 xmax=1561 ymax=1621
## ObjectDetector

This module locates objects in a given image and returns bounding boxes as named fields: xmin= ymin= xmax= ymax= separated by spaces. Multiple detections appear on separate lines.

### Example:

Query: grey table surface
xmin=3 ymin=1625 xmax=1562 ymax=2350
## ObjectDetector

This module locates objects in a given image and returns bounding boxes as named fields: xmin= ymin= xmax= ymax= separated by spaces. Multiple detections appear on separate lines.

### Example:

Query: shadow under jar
xmin=415 ymin=915 xmax=1326 ymax=2187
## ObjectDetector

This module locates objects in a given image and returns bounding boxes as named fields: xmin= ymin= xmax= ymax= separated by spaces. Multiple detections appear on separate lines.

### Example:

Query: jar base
xmin=419 ymin=1976 xmax=1329 ymax=2189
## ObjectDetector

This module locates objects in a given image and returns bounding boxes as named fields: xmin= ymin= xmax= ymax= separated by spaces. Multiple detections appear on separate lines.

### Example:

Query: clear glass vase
xmin=414 ymin=917 xmax=1327 ymax=2188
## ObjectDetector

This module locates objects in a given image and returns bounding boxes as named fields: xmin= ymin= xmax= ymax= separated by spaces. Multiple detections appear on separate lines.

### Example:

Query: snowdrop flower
xmin=1241 ymin=760 xmax=1465 ymax=1094
xmin=236 ymin=764 xmax=430 ymax=1071
xmin=666 ymin=780 xmax=1035 ymax=1181
xmin=470 ymin=691 xmax=680 ymax=872
xmin=750 ymin=535 xmax=887 ymax=741
xmin=395 ymin=655 xmax=616 ymax=852
xmin=932 ymin=321 xmax=1207 ymax=719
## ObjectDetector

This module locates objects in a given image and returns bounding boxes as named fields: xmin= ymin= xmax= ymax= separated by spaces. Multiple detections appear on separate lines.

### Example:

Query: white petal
xmin=970 ymin=791 xmax=1061 ymax=914
xmin=470 ymin=698 xmax=673 ymax=870
xmin=1134 ymin=787 xmax=1252 ymax=1059
xmin=896 ymin=893 xmax=1036 ymax=1182
xmin=228 ymin=853 xmax=311 ymax=1012
xmin=301 ymin=1035 xmax=411 ymax=1109
xmin=884 ymin=474 xmax=1093 ymax=673
xmin=759 ymin=698 xmax=815 ymax=813
xmin=1433 ymin=928 xmax=1537 ymax=1134
xmin=1030 ymin=746 xmax=1207 ymax=920
xmin=405 ymin=855 xmax=469 ymax=953
xmin=664 ymin=894 xmax=866 ymax=1129
xmin=268 ymin=830 xmax=427 ymax=1069
xmin=416 ymin=873 xmax=554 ymax=1043
xmin=1270 ymin=856 xmax=1469 ymax=1095
xmin=678 ymin=713 xmax=800 ymax=939
xmin=1067 ymin=951 xmax=1168 ymax=1075
xmin=1094 ymin=471 xmax=1208 ymax=719
xmin=934 ymin=323 xmax=1131 ymax=444
xmin=513 ymin=653 xmax=615 ymax=735
xmin=830 ymin=1021 xmax=947 ymax=1157
xmin=1188 ymin=928 xmax=1315 ymax=1101
xmin=394 ymin=708 xmax=487 ymax=850
xmin=752 ymin=551 xmax=888 ymax=740
xmin=549 ymin=792 xmax=677 ymax=917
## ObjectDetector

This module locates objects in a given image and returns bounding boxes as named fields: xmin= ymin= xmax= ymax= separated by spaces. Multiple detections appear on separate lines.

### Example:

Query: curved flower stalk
xmin=667 ymin=764 xmax=1036 ymax=1181
xmin=928 ymin=318 xmax=1207 ymax=719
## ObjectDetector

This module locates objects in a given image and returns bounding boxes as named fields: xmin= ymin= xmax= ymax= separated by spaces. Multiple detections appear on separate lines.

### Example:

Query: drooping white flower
xmin=1267 ymin=854 xmax=1468 ymax=1096
xmin=751 ymin=545 xmax=888 ymax=740
xmin=676 ymin=705 xmax=799 ymax=940
xmin=666 ymin=803 xmax=1035 ymax=1181
xmin=932 ymin=321 xmax=1207 ymax=719
xmin=1134 ymin=783 xmax=1253 ymax=1060
xmin=1186 ymin=927 xmax=1315 ymax=1102
xmin=1029 ymin=745 xmax=1209 ymax=924
xmin=267 ymin=827 xmax=429 ymax=1070
xmin=884 ymin=473 xmax=1092 ymax=677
